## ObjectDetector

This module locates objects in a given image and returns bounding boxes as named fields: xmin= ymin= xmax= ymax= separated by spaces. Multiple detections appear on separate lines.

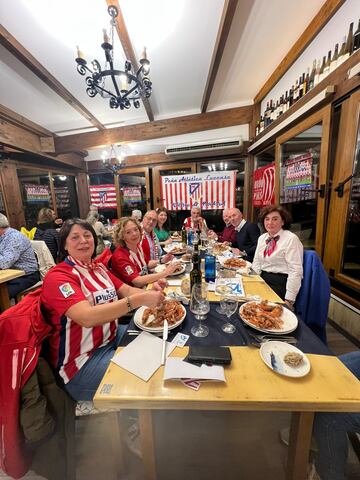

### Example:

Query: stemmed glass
xmin=220 ymin=286 xmax=238 ymax=334
xmin=215 ymin=277 xmax=227 ymax=314
xmin=190 ymin=283 xmax=210 ymax=337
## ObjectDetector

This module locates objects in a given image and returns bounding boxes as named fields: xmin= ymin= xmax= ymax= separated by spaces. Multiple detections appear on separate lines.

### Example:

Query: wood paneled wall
xmin=0 ymin=161 xmax=25 ymax=229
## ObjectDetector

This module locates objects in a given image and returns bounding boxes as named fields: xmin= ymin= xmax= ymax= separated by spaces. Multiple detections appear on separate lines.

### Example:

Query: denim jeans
xmin=64 ymin=324 xmax=127 ymax=401
xmin=313 ymin=351 xmax=360 ymax=480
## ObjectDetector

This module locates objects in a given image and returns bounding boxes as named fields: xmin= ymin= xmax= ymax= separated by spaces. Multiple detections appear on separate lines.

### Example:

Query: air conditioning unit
xmin=165 ymin=138 xmax=242 ymax=159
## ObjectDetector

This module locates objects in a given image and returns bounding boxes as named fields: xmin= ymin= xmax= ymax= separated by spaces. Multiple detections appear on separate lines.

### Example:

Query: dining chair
xmin=294 ymin=250 xmax=330 ymax=344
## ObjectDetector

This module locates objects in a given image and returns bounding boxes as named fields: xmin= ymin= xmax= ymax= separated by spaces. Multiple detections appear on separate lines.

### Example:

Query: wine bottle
xmin=289 ymin=86 xmax=294 ymax=107
xmin=353 ymin=19 xmax=360 ymax=52
xmin=264 ymin=101 xmax=270 ymax=127
xmin=304 ymin=68 xmax=310 ymax=95
xmin=294 ymin=79 xmax=299 ymax=102
xmin=190 ymin=251 xmax=202 ymax=293
xmin=284 ymin=91 xmax=289 ymax=112
xmin=259 ymin=115 xmax=264 ymax=133
xmin=314 ymin=59 xmax=321 ymax=85
xmin=337 ymin=36 xmax=347 ymax=66
xmin=323 ymin=51 xmax=331 ymax=78
xmin=330 ymin=44 xmax=339 ymax=72
xmin=318 ymin=56 xmax=326 ymax=83
xmin=344 ymin=22 xmax=354 ymax=60
xmin=181 ymin=225 xmax=187 ymax=246
xmin=309 ymin=60 xmax=316 ymax=90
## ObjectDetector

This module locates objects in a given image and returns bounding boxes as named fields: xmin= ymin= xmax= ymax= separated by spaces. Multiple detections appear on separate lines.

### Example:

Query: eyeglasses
xmin=145 ymin=216 xmax=157 ymax=223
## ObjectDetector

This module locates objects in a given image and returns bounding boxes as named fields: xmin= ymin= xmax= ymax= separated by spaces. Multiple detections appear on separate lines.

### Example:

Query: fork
xmin=247 ymin=331 xmax=297 ymax=344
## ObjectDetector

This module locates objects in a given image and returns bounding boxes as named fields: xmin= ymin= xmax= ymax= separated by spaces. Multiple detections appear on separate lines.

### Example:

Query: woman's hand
xmin=164 ymin=261 xmax=181 ymax=276
xmin=152 ymin=279 xmax=168 ymax=291
xmin=140 ymin=290 xmax=165 ymax=308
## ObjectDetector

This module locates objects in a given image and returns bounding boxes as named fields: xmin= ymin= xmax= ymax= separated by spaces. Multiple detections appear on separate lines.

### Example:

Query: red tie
xmin=264 ymin=235 xmax=280 ymax=257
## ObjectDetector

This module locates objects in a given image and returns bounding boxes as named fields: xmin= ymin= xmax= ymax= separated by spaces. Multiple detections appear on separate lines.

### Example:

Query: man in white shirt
xmin=229 ymin=208 xmax=260 ymax=262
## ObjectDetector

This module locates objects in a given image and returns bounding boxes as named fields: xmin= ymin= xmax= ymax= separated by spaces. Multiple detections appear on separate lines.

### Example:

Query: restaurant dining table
xmin=0 ymin=269 xmax=25 ymax=312
xmin=94 ymin=279 xmax=360 ymax=480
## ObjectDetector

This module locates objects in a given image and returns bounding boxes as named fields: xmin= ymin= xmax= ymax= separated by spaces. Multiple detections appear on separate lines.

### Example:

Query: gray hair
xmin=131 ymin=209 xmax=142 ymax=221
xmin=0 ymin=213 xmax=9 ymax=228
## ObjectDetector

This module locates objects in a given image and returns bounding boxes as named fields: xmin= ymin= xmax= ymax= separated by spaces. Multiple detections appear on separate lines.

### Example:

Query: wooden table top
xmin=94 ymin=347 xmax=360 ymax=412
xmin=0 ymin=269 xmax=25 ymax=283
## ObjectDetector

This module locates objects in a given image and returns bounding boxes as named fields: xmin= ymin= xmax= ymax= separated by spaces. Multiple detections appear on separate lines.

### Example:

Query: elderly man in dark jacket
xmin=229 ymin=208 xmax=260 ymax=262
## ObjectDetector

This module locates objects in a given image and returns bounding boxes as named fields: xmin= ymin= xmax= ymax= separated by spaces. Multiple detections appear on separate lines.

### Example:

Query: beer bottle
xmin=190 ymin=250 xmax=202 ymax=292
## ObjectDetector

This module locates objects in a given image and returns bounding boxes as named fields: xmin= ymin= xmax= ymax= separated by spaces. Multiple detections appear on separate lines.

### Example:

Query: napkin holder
xmin=186 ymin=346 xmax=232 ymax=366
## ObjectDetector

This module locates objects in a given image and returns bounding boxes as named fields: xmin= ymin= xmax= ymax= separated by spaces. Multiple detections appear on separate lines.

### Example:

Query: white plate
xmin=260 ymin=341 xmax=310 ymax=378
xmin=218 ymin=256 xmax=252 ymax=274
xmin=133 ymin=303 xmax=186 ymax=332
xmin=163 ymin=244 xmax=187 ymax=255
xmin=239 ymin=301 xmax=298 ymax=334
xmin=154 ymin=263 xmax=186 ymax=276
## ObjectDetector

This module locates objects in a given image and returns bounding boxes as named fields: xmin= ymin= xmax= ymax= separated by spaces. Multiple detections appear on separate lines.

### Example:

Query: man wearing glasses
xmin=141 ymin=210 xmax=173 ymax=264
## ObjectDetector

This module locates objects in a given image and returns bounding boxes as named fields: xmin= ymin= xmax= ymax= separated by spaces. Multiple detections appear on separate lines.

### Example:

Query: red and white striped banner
xmin=252 ymin=163 xmax=275 ymax=207
xmin=161 ymin=171 xmax=236 ymax=211
xmin=89 ymin=184 xmax=117 ymax=209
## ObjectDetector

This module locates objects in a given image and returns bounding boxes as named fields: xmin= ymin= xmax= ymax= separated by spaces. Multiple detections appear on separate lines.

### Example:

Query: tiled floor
xmin=1 ymin=322 xmax=359 ymax=480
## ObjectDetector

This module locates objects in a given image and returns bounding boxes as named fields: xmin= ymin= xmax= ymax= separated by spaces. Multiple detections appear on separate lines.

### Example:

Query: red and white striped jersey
xmin=41 ymin=258 xmax=123 ymax=383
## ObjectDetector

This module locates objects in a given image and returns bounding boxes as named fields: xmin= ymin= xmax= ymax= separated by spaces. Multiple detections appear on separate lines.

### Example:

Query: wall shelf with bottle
xmin=254 ymin=20 xmax=360 ymax=140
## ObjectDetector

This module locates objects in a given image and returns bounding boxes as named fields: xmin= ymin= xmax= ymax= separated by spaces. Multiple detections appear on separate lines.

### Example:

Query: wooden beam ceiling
xmin=253 ymin=0 xmax=346 ymax=104
xmin=201 ymin=0 xmax=238 ymax=113
xmin=54 ymin=104 xmax=253 ymax=152
xmin=0 ymin=25 xmax=105 ymax=131
xmin=0 ymin=104 xmax=54 ymax=137
xmin=105 ymin=0 xmax=154 ymax=121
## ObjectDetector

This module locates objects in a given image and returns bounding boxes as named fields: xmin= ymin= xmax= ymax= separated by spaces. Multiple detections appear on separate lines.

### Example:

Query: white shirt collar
xmin=235 ymin=219 xmax=246 ymax=232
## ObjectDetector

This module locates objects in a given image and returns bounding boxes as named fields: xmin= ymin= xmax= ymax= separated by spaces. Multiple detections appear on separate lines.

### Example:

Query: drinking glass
xmin=220 ymin=286 xmax=238 ymax=334
xmin=215 ymin=278 xmax=227 ymax=314
xmin=190 ymin=283 xmax=210 ymax=337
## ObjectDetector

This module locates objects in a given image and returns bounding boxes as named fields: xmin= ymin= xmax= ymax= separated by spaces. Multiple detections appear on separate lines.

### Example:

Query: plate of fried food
xmin=171 ymin=231 xmax=182 ymax=241
xmin=239 ymin=300 xmax=298 ymax=334
xmin=163 ymin=244 xmax=187 ymax=255
xmin=260 ymin=341 xmax=310 ymax=377
xmin=218 ymin=256 xmax=252 ymax=274
xmin=134 ymin=299 xmax=186 ymax=332
xmin=154 ymin=263 xmax=186 ymax=276
xmin=212 ymin=242 xmax=231 ymax=256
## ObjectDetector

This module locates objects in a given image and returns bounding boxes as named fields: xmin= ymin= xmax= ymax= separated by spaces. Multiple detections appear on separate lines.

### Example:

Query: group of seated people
xmin=1 ymin=204 xmax=358 ymax=479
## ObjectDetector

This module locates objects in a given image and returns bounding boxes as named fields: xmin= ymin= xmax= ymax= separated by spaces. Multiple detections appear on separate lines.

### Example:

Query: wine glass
xmin=215 ymin=278 xmax=227 ymax=314
xmin=220 ymin=286 xmax=238 ymax=334
xmin=190 ymin=283 xmax=210 ymax=337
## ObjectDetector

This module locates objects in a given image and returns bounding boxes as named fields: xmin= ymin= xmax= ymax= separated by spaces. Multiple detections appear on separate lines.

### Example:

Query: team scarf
xmin=263 ymin=235 xmax=280 ymax=257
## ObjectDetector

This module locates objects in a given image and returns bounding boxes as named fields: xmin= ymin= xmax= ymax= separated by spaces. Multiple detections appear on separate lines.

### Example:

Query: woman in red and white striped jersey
xmin=41 ymin=218 xmax=164 ymax=401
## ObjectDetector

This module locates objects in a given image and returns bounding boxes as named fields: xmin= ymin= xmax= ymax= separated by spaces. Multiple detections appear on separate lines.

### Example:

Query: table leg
xmin=138 ymin=410 xmax=157 ymax=480
xmin=286 ymin=411 xmax=314 ymax=480
xmin=0 ymin=283 xmax=11 ymax=312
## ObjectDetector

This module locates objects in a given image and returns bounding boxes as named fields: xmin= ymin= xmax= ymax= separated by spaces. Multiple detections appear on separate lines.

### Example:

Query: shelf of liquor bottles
xmin=255 ymin=19 xmax=360 ymax=137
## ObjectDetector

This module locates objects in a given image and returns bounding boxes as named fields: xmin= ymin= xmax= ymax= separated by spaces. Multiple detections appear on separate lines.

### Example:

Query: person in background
xmin=41 ymin=218 xmax=164 ymax=401
xmin=251 ymin=205 xmax=303 ymax=309
xmin=208 ymin=208 xmax=236 ymax=245
xmin=154 ymin=207 xmax=172 ymax=245
xmin=230 ymin=208 xmax=260 ymax=262
xmin=311 ymin=350 xmax=360 ymax=480
xmin=141 ymin=210 xmax=173 ymax=262
xmin=183 ymin=206 xmax=208 ymax=232
xmin=131 ymin=209 xmax=143 ymax=222
xmin=111 ymin=217 xmax=180 ymax=287
xmin=0 ymin=214 xmax=40 ymax=298
xmin=86 ymin=212 xmax=112 ymax=255
xmin=87 ymin=204 xmax=105 ymax=224
xmin=33 ymin=207 xmax=60 ymax=261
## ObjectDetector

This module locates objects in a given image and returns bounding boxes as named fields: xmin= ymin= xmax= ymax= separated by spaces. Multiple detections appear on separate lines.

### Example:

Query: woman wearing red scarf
xmin=251 ymin=206 xmax=303 ymax=310
xmin=111 ymin=217 xmax=180 ymax=287
xmin=41 ymin=219 xmax=164 ymax=401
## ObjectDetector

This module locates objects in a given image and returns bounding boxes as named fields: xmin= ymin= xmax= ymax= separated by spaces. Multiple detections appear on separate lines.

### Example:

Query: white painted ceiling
xmin=0 ymin=0 xmax=326 ymax=159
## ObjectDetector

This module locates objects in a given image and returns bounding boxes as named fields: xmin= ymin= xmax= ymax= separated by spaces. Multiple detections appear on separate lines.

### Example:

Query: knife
xmin=161 ymin=320 xmax=169 ymax=365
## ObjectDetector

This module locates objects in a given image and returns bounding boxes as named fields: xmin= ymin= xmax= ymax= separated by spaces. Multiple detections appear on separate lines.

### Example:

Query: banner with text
xmin=89 ymin=184 xmax=117 ymax=209
xmin=252 ymin=163 xmax=275 ymax=207
xmin=161 ymin=170 xmax=236 ymax=211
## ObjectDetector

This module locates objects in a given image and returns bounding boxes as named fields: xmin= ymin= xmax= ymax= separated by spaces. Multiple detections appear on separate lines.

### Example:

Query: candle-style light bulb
xmin=103 ymin=28 xmax=110 ymax=43
xmin=76 ymin=45 xmax=85 ymax=59
xmin=141 ymin=47 xmax=147 ymax=60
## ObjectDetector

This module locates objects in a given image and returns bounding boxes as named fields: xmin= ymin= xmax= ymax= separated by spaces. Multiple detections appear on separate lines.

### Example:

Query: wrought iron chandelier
xmin=75 ymin=5 xmax=152 ymax=110
xmin=101 ymin=144 xmax=125 ymax=173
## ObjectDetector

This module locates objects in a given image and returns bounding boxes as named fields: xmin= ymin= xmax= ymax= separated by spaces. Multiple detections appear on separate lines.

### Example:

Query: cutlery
xmin=126 ymin=330 xmax=162 ymax=337
xmin=246 ymin=331 xmax=298 ymax=344
xmin=161 ymin=320 xmax=169 ymax=365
